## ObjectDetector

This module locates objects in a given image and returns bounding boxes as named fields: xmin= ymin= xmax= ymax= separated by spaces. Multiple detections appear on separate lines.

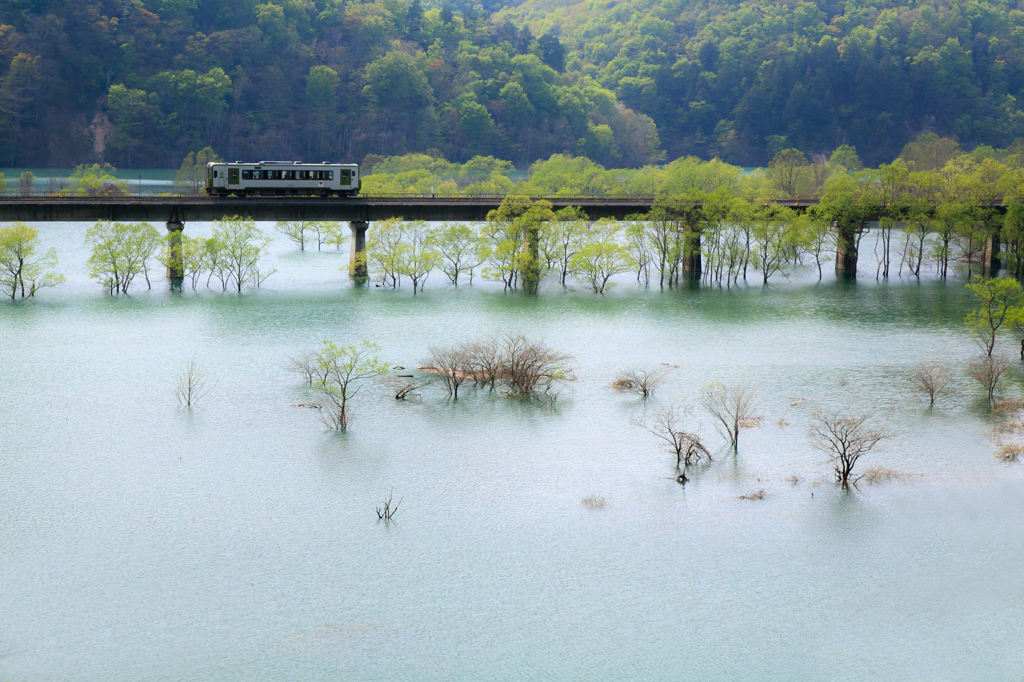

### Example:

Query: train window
xmin=283 ymin=171 xmax=295 ymax=180
xmin=242 ymin=170 xmax=252 ymax=179
xmin=213 ymin=170 xmax=218 ymax=178
xmin=328 ymin=171 xmax=334 ymax=180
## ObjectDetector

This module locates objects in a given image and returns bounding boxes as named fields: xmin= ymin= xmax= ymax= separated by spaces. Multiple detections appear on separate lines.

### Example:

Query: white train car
xmin=206 ymin=161 xmax=360 ymax=197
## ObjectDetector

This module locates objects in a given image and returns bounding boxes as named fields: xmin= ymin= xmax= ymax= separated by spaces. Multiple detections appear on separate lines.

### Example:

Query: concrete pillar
xmin=682 ymin=231 xmax=701 ymax=282
xmin=834 ymin=222 xmax=859 ymax=279
xmin=349 ymin=220 xmax=368 ymax=283
xmin=166 ymin=220 xmax=184 ymax=290
xmin=982 ymin=231 xmax=1001 ymax=275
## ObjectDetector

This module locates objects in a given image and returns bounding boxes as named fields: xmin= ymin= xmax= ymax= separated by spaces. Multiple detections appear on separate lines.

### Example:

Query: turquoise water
xmin=1 ymin=222 xmax=1023 ymax=680
xmin=0 ymin=168 xmax=177 ymax=195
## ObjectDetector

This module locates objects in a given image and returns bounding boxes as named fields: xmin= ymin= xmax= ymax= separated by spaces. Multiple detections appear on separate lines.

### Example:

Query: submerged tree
xmin=174 ymin=357 xmax=213 ymax=407
xmin=0 ymin=223 xmax=65 ymax=299
xmin=211 ymin=216 xmax=275 ymax=292
xmin=913 ymin=363 xmax=952 ymax=406
xmin=570 ymin=219 xmax=632 ymax=293
xmin=85 ymin=221 xmax=162 ymax=294
xmin=425 ymin=343 xmax=471 ymax=398
xmin=633 ymin=407 xmax=711 ymax=483
xmin=428 ymin=222 xmax=485 ymax=285
xmin=612 ymin=368 xmax=667 ymax=397
xmin=967 ymin=354 xmax=1013 ymax=402
xmin=308 ymin=340 xmax=389 ymax=431
xmin=809 ymin=411 xmax=890 ymax=488
xmin=700 ymin=382 xmax=763 ymax=451
xmin=965 ymin=277 xmax=1024 ymax=357
xmin=276 ymin=220 xmax=313 ymax=251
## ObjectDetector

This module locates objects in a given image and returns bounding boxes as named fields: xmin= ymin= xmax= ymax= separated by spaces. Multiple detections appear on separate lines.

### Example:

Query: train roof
xmin=208 ymin=161 xmax=359 ymax=166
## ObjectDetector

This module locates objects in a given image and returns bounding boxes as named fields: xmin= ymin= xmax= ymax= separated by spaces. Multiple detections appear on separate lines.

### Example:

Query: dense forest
xmin=1 ymin=0 xmax=1024 ymax=169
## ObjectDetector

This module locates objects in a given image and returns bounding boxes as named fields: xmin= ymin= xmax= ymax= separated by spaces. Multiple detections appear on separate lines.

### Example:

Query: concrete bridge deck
xmin=0 ymin=195 xmax=668 ymax=223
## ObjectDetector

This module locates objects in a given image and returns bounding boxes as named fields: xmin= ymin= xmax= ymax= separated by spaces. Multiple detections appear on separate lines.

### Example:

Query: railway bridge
xmin=0 ymin=195 xmax=1003 ymax=284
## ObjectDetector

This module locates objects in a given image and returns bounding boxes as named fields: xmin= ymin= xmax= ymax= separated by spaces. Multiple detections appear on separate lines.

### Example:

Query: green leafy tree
xmin=965 ymin=277 xmax=1024 ymax=357
xmin=428 ymin=222 xmax=485 ymax=284
xmin=70 ymin=165 xmax=130 ymax=197
xmin=767 ymin=149 xmax=808 ymax=196
xmin=308 ymin=340 xmax=389 ymax=431
xmin=395 ymin=220 xmax=440 ymax=293
xmin=0 ymin=223 xmax=65 ymax=299
xmin=175 ymin=147 xmax=222 ymax=194
xmin=483 ymin=195 xmax=554 ymax=292
xmin=367 ymin=218 xmax=406 ymax=287
xmin=85 ymin=221 xmax=162 ymax=295
xmin=276 ymin=221 xmax=312 ymax=251
xmin=18 ymin=171 xmax=34 ymax=196
xmin=569 ymin=220 xmax=632 ymax=293
xmin=211 ymin=216 xmax=275 ymax=292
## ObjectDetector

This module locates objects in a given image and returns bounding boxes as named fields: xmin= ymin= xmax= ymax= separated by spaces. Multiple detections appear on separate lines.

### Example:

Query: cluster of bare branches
xmin=633 ymin=407 xmax=711 ymax=483
xmin=967 ymin=355 xmax=1013 ymax=401
xmin=990 ymin=400 xmax=1024 ymax=463
xmin=913 ymin=363 xmax=952 ymax=406
xmin=376 ymin=489 xmax=402 ymax=521
xmin=611 ymin=368 xmax=667 ymax=397
xmin=700 ymin=383 xmax=763 ymax=451
xmin=422 ymin=334 xmax=575 ymax=402
xmin=173 ymin=357 xmax=213 ymax=407
xmin=809 ymin=411 xmax=891 ymax=488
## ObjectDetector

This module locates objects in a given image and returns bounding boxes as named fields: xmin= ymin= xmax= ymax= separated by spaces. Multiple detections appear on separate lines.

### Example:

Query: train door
xmin=228 ymin=168 xmax=239 ymax=185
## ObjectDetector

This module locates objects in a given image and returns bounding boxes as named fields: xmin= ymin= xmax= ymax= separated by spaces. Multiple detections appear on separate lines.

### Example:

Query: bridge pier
xmin=835 ymin=224 xmax=859 ymax=278
xmin=982 ymin=231 xmax=1001 ymax=275
xmin=349 ymin=220 xmax=368 ymax=283
xmin=166 ymin=220 xmax=184 ymax=290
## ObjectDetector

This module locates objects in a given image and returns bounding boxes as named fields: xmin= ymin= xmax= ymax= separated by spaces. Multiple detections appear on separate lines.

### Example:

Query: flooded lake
xmin=1 ymin=221 xmax=1022 ymax=680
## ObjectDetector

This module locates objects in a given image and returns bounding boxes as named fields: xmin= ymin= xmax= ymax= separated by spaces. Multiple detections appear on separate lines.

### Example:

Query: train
xmin=206 ymin=161 xmax=360 ymax=197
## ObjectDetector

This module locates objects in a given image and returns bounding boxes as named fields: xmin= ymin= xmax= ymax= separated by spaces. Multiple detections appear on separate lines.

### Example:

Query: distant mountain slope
xmin=1 ymin=0 xmax=1021 ymax=168
xmin=499 ymin=0 xmax=1024 ymax=165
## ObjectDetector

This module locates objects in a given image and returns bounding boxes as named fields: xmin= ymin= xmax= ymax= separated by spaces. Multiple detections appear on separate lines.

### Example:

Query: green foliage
xmin=569 ymin=219 xmax=632 ymax=293
xmin=8 ymin=0 xmax=1024 ymax=166
xmin=17 ymin=171 xmax=34 ymax=196
xmin=965 ymin=277 xmax=1024 ymax=357
xmin=69 ymin=165 xmax=130 ymax=197
xmin=85 ymin=221 xmax=162 ymax=295
xmin=210 ymin=216 xmax=275 ymax=293
xmin=175 ymin=147 xmax=222 ymax=194
xmin=0 ymin=222 xmax=65 ymax=299
xmin=308 ymin=340 xmax=389 ymax=431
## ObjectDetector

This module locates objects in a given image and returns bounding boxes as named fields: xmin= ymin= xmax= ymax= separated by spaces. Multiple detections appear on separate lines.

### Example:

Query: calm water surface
xmin=1 ymin=222 xmax=1023 ymax=680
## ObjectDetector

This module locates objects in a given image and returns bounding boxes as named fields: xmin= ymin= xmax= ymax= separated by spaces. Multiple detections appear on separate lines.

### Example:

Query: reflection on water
xmin=1 ymin=223 xmax=1023 ymax=681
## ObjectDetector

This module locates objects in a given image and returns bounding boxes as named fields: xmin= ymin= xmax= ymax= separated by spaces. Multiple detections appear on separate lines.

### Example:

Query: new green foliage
xmin=0 ymin=223 xmax=65 ymax=299
xmin=307 ymin=340 xmax=389 ymax=432
xmin=85 ymin=221 xmax=162 ymax=295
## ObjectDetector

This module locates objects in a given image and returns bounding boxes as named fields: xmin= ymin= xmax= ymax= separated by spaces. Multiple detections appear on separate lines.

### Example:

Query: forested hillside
xmin=1 ymin=0 xmax=1023 ymax=169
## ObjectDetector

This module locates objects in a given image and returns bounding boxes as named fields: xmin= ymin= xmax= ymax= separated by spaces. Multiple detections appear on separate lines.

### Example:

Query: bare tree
xmin=633 ymin=407 xmax=711 ymax=483
xmin=174 ymin=357 xmax=213 ymax=407
xmin=700 ymin=382 xmax=763 ymax=451
xmin=376 ymin=488 xmax=401 ymax=521
xmin=809 ymin=411 xmax=891 ymax=488
xmin=500 ymin=334 xmax=575 ymax=399
xmin=967 ymin=354 xmax=1013 ymax=401
xmin=425 ymin=343 xmax=471 ymax=399
xmin=913 ymin=363 xmax=952 ymax=406
xmin=465 ymin=336 xmax=504 ymax=390
xmin=612 ymin=368 xmax=666 ymax=397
